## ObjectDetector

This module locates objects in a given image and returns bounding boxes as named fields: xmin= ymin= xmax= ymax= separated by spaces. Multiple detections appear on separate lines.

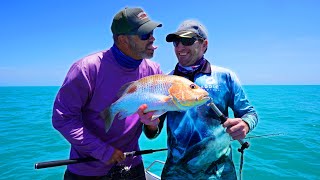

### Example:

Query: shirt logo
xmin=201 ymin=77 xmax=219 ymax=91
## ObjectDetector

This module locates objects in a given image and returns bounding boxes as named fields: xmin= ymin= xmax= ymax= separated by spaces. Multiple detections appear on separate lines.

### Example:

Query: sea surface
xmin=0 ymin=85 xmax=319 ymax=180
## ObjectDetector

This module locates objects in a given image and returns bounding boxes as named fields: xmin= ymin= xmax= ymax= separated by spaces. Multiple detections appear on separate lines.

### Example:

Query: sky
xmin=0 ymin=0 xmax=319 ymax=86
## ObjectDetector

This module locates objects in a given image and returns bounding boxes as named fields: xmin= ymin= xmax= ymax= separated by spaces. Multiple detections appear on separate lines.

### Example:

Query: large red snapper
xmin=101 ymin=74 xmax=210 ymax=132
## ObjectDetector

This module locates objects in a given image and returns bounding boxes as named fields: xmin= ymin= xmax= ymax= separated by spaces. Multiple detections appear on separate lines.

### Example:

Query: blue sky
xmin=1 ymin=0 xmax=319 ymax=86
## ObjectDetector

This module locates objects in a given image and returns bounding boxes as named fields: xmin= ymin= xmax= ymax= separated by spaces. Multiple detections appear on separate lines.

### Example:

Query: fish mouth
xmin=176 ymin=95 xmax=210 ymax=109
xmin=196 ymin=95 xmax=210 ymax=102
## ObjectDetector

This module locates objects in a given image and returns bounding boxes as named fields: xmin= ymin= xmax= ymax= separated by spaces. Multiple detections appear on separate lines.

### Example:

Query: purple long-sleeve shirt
xmin=52 ymin=48 xmax=162 ymax=176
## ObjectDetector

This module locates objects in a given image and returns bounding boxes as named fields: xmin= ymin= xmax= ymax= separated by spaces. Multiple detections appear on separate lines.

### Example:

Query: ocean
xmin=0 ymin=86 xmax=319 ymax=180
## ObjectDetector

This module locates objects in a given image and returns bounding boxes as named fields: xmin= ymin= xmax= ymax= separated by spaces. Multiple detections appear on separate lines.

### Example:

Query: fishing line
xmin=230 ymin=133 xmax=284 ymax=141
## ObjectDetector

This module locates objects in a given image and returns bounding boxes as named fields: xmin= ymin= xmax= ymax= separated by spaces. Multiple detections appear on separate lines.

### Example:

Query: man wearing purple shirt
xmin=52 ymin=7 xmax=162 ymax=179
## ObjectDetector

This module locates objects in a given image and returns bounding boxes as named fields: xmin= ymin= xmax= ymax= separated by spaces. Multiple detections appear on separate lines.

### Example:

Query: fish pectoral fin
xmin=161 ymin=95 xmax=173 ymax=103
xmin=149 ymin=94 xmax=172 ymax=103
xmin=170 ymin=95 xmax=182 ymax=109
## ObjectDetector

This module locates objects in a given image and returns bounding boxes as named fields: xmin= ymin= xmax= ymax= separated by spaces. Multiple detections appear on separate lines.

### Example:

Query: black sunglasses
xmin=173 ymin=37 xmax=202 ymax=47
xmin=139 ymin=31 xmax=153 ymax=41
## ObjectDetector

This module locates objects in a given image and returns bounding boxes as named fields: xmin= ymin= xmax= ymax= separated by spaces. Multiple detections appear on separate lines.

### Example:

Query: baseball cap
xmin=166 ymin=19 xmax=208 ymax=42
xmin=111 ymin=7 xmax=162 ymax=35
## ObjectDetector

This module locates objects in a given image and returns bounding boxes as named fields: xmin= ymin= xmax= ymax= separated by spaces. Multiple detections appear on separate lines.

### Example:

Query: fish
xmin=100 ymin=74 xmax=210 ymax=132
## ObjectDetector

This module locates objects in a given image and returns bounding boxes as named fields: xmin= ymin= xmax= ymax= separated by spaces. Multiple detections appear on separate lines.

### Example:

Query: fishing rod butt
xmin=34 ymin=162 xmax=54 ymax=169
xmin=34 ymin=158 xmax=96 ymax=169
xmin=34 ymin=161 xmax=65 ymax=169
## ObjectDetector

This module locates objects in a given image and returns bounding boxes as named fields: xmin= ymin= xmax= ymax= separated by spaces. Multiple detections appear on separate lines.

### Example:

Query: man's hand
xmin=106 ymin=149 xmax=125 ymax=165
xmin=137 ymin=104 xmax=160 ymax=127
xmin=222 ymin=118 xmax=249 ymax=140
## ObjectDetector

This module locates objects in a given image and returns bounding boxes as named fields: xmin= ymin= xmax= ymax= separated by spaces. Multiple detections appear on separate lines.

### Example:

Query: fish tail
xmin=100 ymin=106 xmax=116 ymax=132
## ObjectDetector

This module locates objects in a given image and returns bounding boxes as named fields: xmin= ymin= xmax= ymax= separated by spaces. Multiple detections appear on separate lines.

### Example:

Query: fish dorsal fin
xmin=116 ymin=81 xmax=136 ymax=98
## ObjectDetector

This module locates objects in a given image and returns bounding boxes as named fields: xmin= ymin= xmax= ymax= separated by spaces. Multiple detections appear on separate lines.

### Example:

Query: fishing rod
xmin=229 ymin=133 xmax=284 ymax=142
xmin=35 ymin=148 xmax=167 ymax=169
xmin=243 ymin=133 xmax=284 ymax=140
xmin=207 ymin=101 xmax=249 ymax=153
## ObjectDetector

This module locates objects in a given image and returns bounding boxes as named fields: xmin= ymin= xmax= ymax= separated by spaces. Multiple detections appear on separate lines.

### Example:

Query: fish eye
xmin=190 ymin=84 xmax=196 ymax=89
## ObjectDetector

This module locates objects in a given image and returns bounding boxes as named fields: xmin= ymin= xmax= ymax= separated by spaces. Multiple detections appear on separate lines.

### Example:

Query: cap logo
xmin=180 ymin=31 xmax=194 ymax=38
xmin=137 ymin=12 xmax=148 ymax=20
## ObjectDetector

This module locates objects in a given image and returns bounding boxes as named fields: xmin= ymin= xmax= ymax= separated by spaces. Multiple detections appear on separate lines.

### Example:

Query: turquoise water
xmin=0 ymin=86 xmax=319 ymax=180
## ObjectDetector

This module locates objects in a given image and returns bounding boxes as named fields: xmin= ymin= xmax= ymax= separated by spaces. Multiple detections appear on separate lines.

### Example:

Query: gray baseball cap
xmin=166 ymin=19 xmax=208 ymax=42
xmin=111 ymin=7 xmax=162 ymax=35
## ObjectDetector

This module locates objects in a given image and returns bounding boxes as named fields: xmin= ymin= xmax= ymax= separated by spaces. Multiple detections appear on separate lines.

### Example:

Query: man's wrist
xmin=146 ymin=124 xmax=159 ymax=132
xmin=143 ymin=124 xmax=160 ymax=139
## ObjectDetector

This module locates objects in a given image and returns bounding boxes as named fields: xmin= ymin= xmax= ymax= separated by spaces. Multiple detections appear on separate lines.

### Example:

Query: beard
xmin=128 ymin=37 xmax=154 ymax=59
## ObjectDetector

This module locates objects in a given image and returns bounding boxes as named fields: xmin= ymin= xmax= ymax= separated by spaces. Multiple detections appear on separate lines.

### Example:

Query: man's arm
xmin=143 ymin=114 xmax=166 ymax=139
xmin=137 ymin=104 xmax=166 ymax=139
xmin=222 ymin=71 xmax=258 ymax=140
xmin=52 ymin=63 xmax=115 ymax=164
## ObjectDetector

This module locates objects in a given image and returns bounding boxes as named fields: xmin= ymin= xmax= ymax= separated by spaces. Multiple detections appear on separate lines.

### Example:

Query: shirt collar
xmin=173 ymin=58 xmax=211 ymax=81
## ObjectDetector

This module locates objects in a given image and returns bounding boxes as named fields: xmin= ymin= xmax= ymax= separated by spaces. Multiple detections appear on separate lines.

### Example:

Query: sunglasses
xmin=139 ymin=31 xmax=153 ymax=41
xmin=173 ymin=37 xmax=202 ymax=47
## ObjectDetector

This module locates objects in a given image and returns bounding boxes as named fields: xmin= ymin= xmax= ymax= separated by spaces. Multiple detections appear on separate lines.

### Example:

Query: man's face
xmin=173 ymin=37 xmax=207 ymax=66
xmin=127 ymin=31 xmax=156 ymax=60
